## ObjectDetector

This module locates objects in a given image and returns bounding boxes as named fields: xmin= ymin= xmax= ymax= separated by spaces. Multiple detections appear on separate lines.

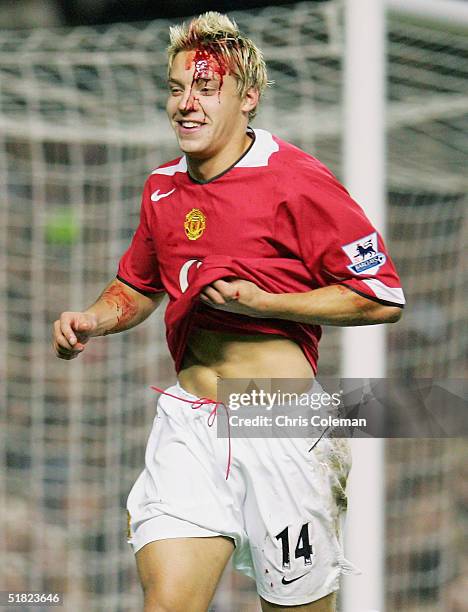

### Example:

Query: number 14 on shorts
xmin=275 ymin=522 xmax=314 ymax=569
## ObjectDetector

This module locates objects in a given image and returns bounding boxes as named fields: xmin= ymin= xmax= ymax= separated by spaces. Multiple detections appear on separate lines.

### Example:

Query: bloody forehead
xmin=184 ymin=47 xmax=229 ymax=86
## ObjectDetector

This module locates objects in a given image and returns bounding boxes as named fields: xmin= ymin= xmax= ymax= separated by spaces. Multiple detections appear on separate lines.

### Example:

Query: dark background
xmin=0 ymin=0 xmax=327 ymax=28
xmin=56 ymin=0 xmax=326 ymax=25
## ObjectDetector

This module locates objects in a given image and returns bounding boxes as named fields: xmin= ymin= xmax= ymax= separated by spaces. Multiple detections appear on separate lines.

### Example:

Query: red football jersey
xmin=117 ymin=128 xmax=405 ymax=372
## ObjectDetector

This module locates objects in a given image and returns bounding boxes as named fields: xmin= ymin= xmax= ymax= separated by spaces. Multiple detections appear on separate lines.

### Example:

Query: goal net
xmin=0 ymin=2 xmax=466 ymax=610
xmin=383 ymin=8 xmax=467 ymax=611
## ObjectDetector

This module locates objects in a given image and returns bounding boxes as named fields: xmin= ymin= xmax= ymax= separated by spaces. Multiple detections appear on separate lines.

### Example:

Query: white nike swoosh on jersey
xmin=151 ymin=188 xmax=176 ymax=202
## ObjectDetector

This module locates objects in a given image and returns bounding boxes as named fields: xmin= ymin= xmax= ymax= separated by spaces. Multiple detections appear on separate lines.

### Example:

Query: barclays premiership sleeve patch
xmin=341 ymin=232 xmax=387 ymax=275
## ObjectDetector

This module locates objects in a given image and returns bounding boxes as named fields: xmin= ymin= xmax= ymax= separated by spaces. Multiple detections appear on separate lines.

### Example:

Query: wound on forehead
xmin=185 ymin=45 xmax=229 ymax=92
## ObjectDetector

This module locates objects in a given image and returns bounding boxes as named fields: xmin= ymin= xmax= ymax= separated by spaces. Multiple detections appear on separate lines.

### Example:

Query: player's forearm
xmin=85 ymin=278 xmax=163 ymax=336
xmin=262 ymin=284 xmax=402 ymax=326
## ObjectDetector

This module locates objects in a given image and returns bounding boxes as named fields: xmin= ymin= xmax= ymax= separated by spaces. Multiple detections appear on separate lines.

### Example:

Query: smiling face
xmin=166 ymin=49 xmax=258 ymax=165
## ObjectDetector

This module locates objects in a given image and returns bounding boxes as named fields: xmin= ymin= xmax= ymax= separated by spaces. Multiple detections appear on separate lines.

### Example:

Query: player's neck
xmin=186 ymin=131 xmax=253 ymax=183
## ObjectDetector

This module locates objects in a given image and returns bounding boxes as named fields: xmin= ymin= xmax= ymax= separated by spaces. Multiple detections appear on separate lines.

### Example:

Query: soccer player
xmin=53 ymin=12 xmax=404 ymax=612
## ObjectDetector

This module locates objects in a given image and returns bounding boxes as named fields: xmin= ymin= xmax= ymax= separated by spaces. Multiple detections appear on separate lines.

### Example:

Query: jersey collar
xmin=151 ymin=128 xmax=279 ymax=180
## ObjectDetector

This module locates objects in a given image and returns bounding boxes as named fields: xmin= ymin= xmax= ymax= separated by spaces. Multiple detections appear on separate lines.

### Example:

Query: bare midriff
xmin=178 ymin=327 xmax=314 ymax=400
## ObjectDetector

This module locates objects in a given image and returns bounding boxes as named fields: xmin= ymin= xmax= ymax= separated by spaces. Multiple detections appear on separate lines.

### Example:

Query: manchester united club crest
xmin=184 ymin=208 xmax=206 ymax=240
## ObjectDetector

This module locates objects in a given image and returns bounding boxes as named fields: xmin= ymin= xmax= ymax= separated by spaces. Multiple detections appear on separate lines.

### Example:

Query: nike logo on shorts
xmin=151 ymin=188 xmax=176 ymax=202
xmin=281 ymin=573 xmax=308 ymax=585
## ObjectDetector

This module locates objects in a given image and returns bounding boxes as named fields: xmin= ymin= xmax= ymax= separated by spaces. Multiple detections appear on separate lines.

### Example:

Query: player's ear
xmin=241 ymin=87 xmax=259 ymax=115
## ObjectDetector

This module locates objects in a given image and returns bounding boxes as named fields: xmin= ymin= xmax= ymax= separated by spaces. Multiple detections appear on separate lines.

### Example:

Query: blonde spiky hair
xmin=167 ymin=12 xmax=270 ymax=119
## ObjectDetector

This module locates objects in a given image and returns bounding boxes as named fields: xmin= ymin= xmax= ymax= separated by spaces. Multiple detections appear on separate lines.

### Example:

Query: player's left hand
xmin=200 ymin=279 xmax=271 ymax=318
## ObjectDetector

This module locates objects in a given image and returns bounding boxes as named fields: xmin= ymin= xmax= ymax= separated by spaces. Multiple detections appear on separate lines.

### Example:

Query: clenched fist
xmin=200 ymin=278 xmax=271 ymax=318
xmin=53 ymin=312 xmax=97 ymax=360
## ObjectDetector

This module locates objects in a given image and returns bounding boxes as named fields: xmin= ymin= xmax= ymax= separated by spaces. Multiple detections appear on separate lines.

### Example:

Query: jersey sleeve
xmin=297 ymin=167 xmax=405 ymax=307
xmin=117 ymin=178 xmax=165 ymax=295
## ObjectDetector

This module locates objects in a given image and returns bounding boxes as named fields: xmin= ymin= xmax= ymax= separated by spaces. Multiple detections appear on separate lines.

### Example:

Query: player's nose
xmin=178 ymin=87 xmax=198 ymax=113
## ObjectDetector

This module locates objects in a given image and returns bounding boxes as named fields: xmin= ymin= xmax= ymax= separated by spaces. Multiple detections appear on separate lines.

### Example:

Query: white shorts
xmin=127 ymin=383 xmax=358 ymax=607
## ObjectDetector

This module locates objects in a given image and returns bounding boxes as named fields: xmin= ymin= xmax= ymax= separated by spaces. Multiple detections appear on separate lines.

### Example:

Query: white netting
xmin=0 ymin=2 xmax=466 ymax=610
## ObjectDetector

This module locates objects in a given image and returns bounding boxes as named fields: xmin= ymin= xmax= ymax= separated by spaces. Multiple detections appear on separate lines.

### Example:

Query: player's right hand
xmin=53 ymin=312 xmax=98 ymax=360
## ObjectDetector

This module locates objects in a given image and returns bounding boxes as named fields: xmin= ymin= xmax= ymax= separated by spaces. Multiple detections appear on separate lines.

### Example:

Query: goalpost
xmin=0 ymin=2 xmax=466 ymax=610
xmin=343 ymin=2 xmax=467 ymax=611
xmin=342 ymin=1 xmax=386 ymax=610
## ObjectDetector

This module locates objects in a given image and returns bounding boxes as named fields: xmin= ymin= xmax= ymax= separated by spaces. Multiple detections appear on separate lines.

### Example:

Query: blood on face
xmin=183 ymin=46 xmax=230 ymax=110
